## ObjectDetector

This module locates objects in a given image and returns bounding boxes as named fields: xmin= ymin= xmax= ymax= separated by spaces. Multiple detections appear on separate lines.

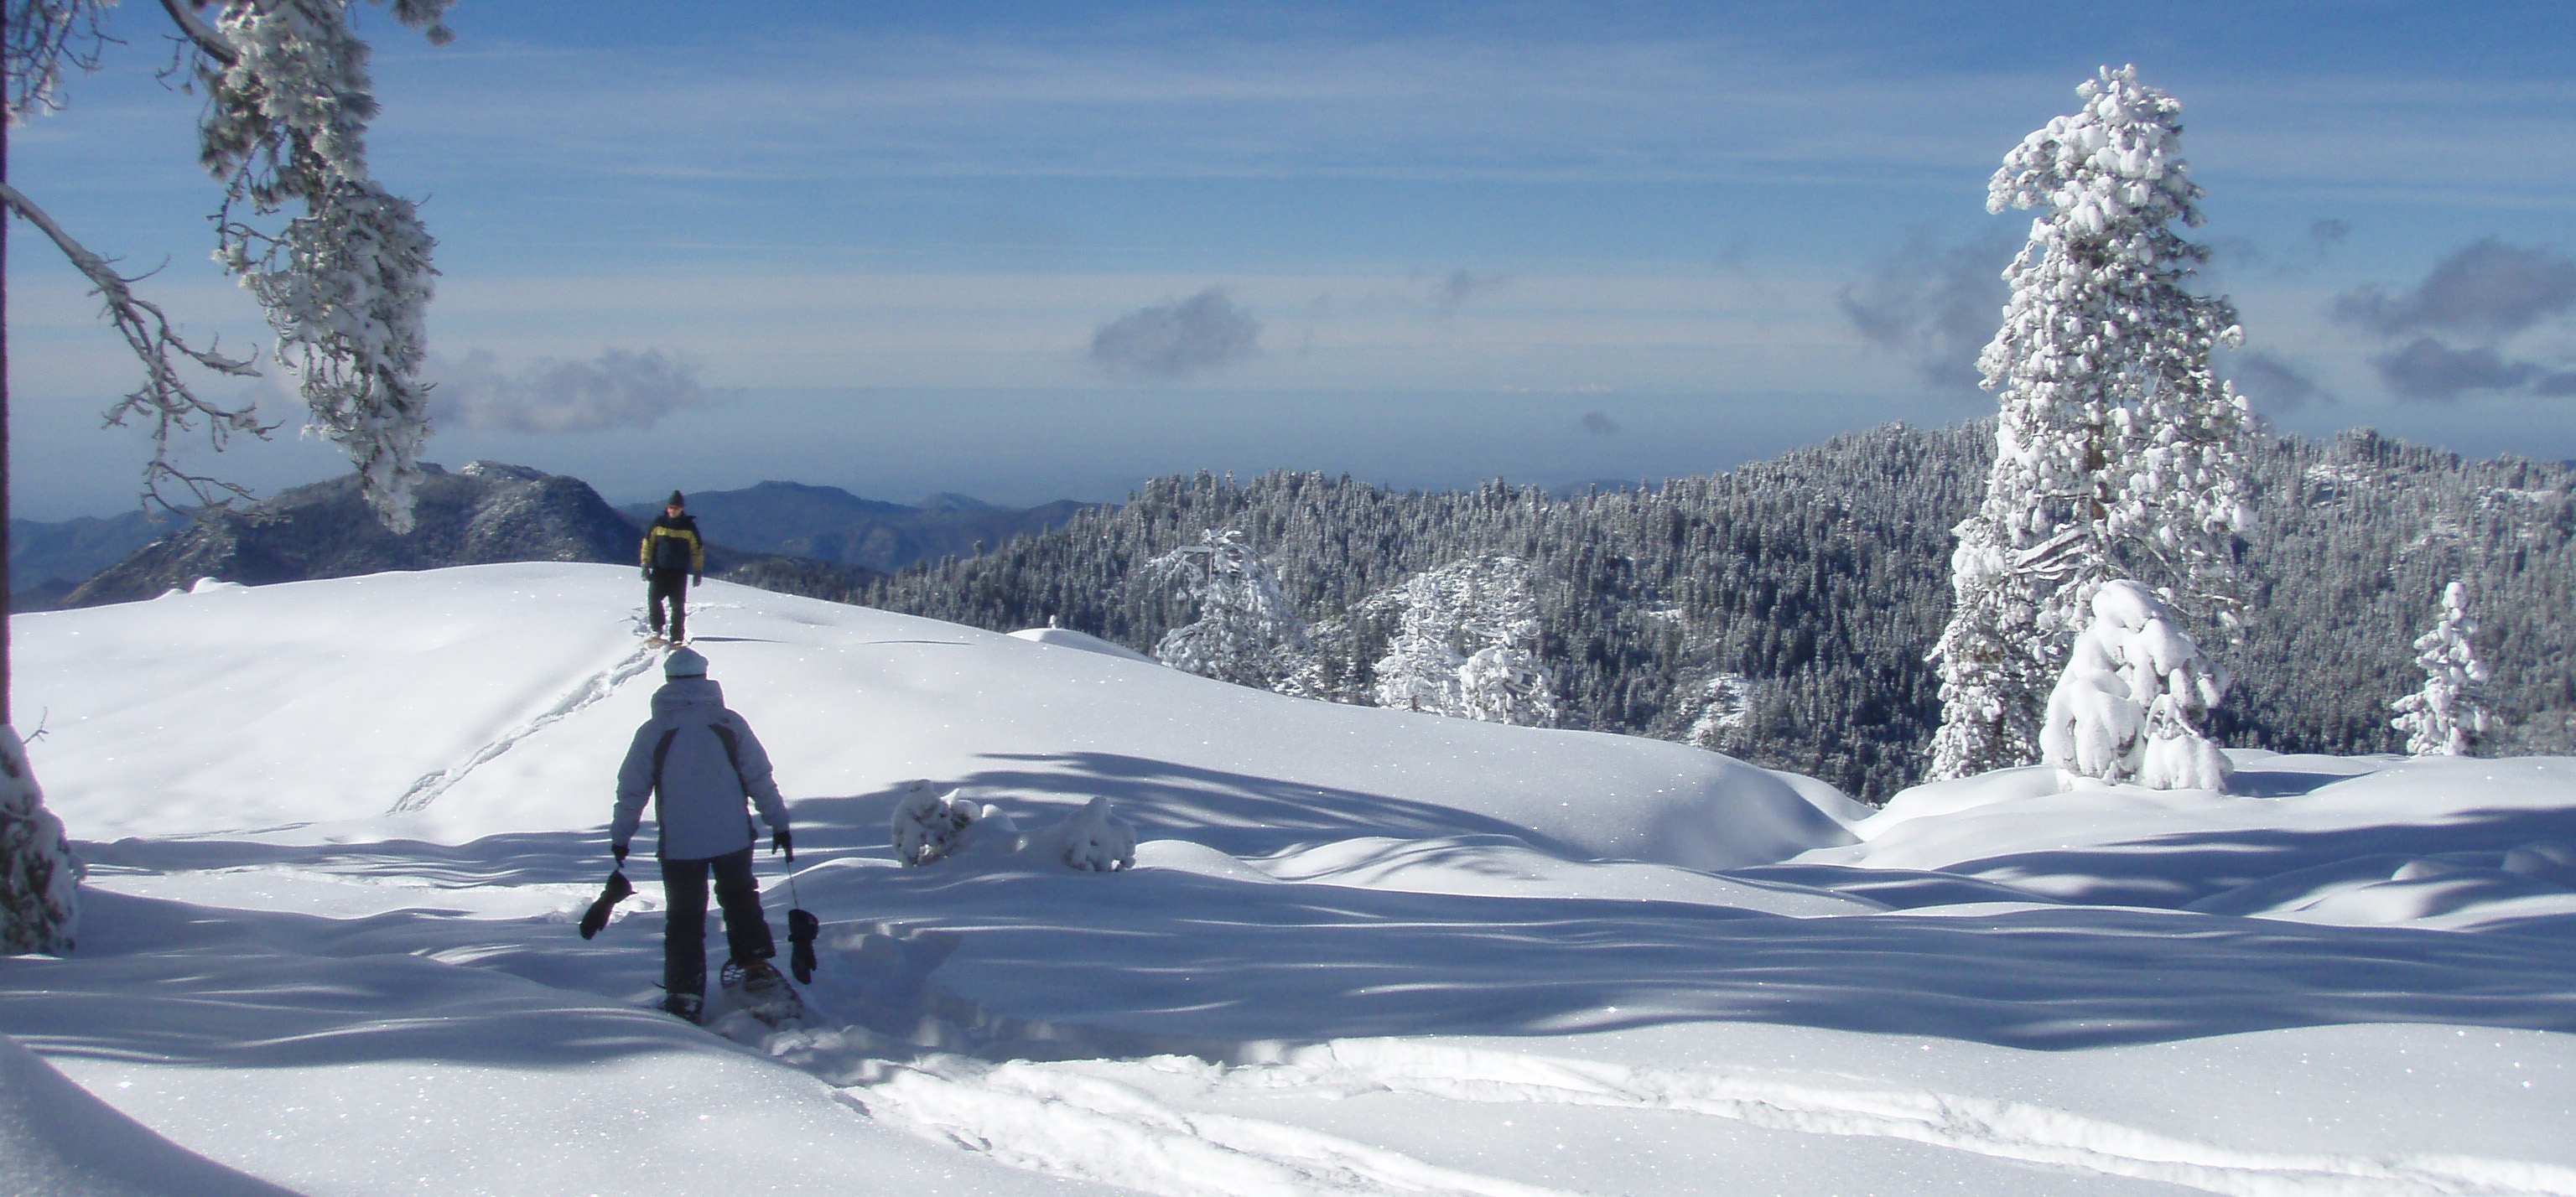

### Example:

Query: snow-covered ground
xmin=7 ymin=562 xmax=2573 ymax=1197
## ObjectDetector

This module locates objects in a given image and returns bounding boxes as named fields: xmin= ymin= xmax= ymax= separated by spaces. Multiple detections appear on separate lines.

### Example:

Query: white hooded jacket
xmin=611 ymin=677 xmax=790 ymax=860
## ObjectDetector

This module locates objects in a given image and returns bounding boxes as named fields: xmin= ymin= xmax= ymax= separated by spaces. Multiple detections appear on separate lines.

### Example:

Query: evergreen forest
xmin=862 ymin=424 xmax=2575 ymax=801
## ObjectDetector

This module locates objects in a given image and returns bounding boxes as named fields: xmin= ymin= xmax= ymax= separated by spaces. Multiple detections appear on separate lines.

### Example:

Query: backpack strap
xmin=709 ymin=722 xmax=754 ymax=838
xmin=647 ymin=728 xmax=679 ymax=858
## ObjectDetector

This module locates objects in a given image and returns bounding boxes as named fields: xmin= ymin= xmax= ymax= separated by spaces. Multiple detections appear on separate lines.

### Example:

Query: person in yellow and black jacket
xmin=641 ymin=490 xmax=705 ymax=643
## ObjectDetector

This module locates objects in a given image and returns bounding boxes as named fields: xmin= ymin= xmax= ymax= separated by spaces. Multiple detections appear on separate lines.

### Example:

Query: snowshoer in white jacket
xmin=612 ymin=647 xmax=793 ymax=1022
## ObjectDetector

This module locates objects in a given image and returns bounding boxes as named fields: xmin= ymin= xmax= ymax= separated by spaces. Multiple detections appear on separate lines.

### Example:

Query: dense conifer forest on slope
xmin=862 ymin=424 xmax=2574 ymax=801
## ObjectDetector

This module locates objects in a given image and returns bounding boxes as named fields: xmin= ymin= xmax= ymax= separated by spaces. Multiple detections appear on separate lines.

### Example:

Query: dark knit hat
xmin=666 ymin=490 xmax=685 ymax=508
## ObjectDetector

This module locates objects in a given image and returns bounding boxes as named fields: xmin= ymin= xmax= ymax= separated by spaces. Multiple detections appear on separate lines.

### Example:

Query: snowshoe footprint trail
xmin=841 ymin=1042 xmax=2576 ymax=1197
xmin=390 ymin=640 xmax=665 ymax=814
xmin=850 ymin=1057 xmax=1586 ymax=1197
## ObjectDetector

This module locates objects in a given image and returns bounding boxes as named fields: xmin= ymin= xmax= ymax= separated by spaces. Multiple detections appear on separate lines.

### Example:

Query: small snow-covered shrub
xmin=0 ymin=728 xmax=81 ymax=955
xmin=889 ymin=780 xmax=1018 ymax=867
xmin=1021 ymin=797 xmax=1137 ymax=873
xmin=2390 ymin=580 xmax=2493 ymax=757
xmin=2040 ymin=580 xmax=2232 ymax=791
xmin=891 ymin=785 xmax=1135 ymax=872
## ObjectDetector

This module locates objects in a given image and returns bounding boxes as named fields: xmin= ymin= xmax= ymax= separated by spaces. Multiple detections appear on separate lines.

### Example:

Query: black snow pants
xmin=659 ymin=846 xmax=775 ymax=1000
xmin=647 ymin=567 xmax=690 ymax=642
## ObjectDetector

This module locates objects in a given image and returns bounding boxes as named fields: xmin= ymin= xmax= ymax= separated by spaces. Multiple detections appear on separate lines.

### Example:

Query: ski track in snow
xmin=843 ymin=1055 xmax=1586 ymax=1197
xmin=821 ymin=1039 xmax=2576 ymax=1197
xmin=388 ymin=640 xmax=662 ymax=815
xmin=724 ymin=944 xmax=2576 ymax=1197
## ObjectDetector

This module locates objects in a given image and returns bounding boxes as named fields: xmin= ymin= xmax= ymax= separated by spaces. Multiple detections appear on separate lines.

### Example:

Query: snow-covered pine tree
xmin=1144 ymin=529 xmax=1313 ymax=690
xmin=0 ymin=728 xmax=80 ymax=953
xmin=2390 ymin=580 xmax=2493 ymax=756
xmin=1370 ymin=556 xmax=1559 ymax=726
xmin=2040 ymin=579 xmax=2232 ymax=790
xmin=1929 ymin=65 xmax=2254 ymax=780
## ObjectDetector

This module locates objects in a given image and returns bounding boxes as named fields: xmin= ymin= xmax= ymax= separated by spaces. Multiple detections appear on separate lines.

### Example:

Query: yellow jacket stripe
xmin=642 ymin=525 xmax=704 ymax=571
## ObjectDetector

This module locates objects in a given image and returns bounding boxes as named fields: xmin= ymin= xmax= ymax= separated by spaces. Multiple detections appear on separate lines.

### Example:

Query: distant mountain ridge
xmin=60 ymin=462 xmax=882 ymax=608
xmin=616 ymin=480 xmax=1099 ymax=573
xmin=8 ymin=510 xmax=171 ymax=610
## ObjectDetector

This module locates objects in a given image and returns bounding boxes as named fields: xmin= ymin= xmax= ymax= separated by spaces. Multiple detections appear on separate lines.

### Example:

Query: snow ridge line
xmin=1240 ymin=1039 xmax=2576 ymax=1197
xmin=847 ymin=1057 xmax=1587 ymax=1197
xmin=389 ymin=643 xmax=662 ymax=815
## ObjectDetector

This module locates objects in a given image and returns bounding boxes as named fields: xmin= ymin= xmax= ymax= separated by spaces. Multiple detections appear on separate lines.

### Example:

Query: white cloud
xmin=427 ymin=348 xmax=714 ymax=433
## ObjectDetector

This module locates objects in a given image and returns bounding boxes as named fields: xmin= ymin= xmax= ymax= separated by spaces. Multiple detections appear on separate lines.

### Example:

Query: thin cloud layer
xmin=1837 ymin=227 xmax=2015 ymax=394
xmin=431 ymin=349 xmax=711 ymax=433
xmin=2334 ymin=239 xmax=2576 ymax=402
xmin=1433 ymin=269 xmax=1510 ymax=313
xmin=1090 ymin=288 xmax=1261 ymax=381
xmin=2223 ymin=349 xmax=2332 ymax=413
xmin=2374 ymin=338 xmax=2576 ymax=402
xmin=2334 ymin=239 xmax=2576 ymax=339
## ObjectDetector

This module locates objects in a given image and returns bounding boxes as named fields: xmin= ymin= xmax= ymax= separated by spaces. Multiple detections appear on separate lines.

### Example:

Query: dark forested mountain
xmin=864 ymin=425 xmax=2576 ymax=801
xmin=617 ymin=481 xmax=1097 ymax=573
xmin=9 ymin=510 xmax=172 ymax=610
xmin=64 ymin=463 xmax=881 ymax=608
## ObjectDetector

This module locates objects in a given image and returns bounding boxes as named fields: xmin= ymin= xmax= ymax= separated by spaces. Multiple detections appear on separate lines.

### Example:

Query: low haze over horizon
xmin=9 ymin=0 xmax=2573 ymax=520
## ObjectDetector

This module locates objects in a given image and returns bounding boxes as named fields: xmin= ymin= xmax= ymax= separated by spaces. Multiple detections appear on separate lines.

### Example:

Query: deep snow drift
xmin=6 ymin=563 xmax=2574 ymax=1197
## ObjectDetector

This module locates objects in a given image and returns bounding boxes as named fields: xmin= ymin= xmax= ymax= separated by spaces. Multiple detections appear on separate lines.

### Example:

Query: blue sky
xmin=8 ymin=0 xmax=2574 ymax=518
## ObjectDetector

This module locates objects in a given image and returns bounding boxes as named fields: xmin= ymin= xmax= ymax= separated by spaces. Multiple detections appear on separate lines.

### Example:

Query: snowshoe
xmin=659 ymin=992 xmax=704 ymax=1024
xmin=719 ymin=958 xmax=805 ymax=1026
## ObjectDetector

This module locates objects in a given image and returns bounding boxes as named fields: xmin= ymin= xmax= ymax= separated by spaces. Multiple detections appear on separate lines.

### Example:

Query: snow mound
xmin=1007 ymin=626 xmax=1158 ymax=665
xmin=18 ymin=563 xmax=1854 ymax=871
xmin=1019 ymin=796 xmax=1137 ymax=873
xmin=0 ymin=1033 xmax=294 ymax=1197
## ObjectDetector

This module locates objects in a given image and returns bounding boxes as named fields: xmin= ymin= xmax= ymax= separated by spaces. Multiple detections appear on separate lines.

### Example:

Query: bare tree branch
xmin=5 ymin=0 xmax=115 ymax=118
xmin=0 ymin=179 xmax=277 ymax=514
xmin=155 ymin=0 xmax=239 ymax=66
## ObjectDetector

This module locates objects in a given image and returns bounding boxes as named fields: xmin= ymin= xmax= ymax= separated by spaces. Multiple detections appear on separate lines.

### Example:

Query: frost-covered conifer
xmin=0 ymin=728 xmax=80 ymax=954
xmin=2391 ymin=581 xmax=2492 ymax=756
xmin=202 ymin=0 xmax=452 ymax=531
xmin=1145 ymin=530 xmax=1313 ymax=690
xmin=1370 ymin=556 xmax=1558 ymax=727
xmin=1931 ymin=65 xmax=2253 ymax=779
xmin=2040 ymin=580 xmax=2232 ymax=790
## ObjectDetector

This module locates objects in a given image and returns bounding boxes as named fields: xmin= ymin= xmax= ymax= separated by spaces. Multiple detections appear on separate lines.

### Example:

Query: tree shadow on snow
xmin=1918 ymin=806 xmax=2576 ymax=908
xmin=823 ymin=863 xmax=2576 ymax=1054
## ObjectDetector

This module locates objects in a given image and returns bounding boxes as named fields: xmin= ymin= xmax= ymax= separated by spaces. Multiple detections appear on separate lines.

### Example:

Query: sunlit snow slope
xmin=6 ymin=563 xmax=2575 ymax=1197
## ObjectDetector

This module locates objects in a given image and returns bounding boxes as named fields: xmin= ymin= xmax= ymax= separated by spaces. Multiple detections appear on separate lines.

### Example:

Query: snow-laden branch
xmin=0 ymin=180 xmax=273 ymax=513
xmin=190 ymin=0 xmax=452 ymax=531
xmin=156 ymin=0 xmax=240 ymax=65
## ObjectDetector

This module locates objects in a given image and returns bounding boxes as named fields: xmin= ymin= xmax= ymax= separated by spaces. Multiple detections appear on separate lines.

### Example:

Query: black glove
xmin=641 ymin=566 xmax=651 ymax=580
xmin=787 ymin=907 xmax=820 ymax=985
xmin=579 ymin=869 xmax=635 ymax=940
xmin=691 ymin=573 xmax=703 ymax=588
xmin=614 ymin=843 xmax=628 ymax=864
xmin=771 ymin=831 xmax=793 ymax=862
